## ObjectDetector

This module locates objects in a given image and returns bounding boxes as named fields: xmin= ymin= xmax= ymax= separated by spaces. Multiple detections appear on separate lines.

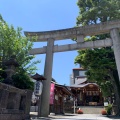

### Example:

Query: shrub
xmin=106 ymin=104 xmax=112 ymax=115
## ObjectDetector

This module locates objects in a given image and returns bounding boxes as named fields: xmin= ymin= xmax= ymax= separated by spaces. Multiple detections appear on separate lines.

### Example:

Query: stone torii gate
xmin=24 ymin=20 xmax=120 ymax=117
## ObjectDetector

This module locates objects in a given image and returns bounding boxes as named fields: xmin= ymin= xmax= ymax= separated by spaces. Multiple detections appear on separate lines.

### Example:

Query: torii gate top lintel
xmin=24 ymin=20 xmax=120 ymax=41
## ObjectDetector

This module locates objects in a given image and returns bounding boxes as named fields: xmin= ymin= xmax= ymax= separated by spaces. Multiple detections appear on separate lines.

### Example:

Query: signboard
xmin=34 ymin=81 xmax=43 ymax=96
xmin=50 ymin=83 xmax=55 ymax=104
xmin=104 ymin=102 xmax=108 ymax=106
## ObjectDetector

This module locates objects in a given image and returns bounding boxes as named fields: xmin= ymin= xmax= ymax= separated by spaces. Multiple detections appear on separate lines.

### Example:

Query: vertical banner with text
xmin=50 ymin=83 xmax=55 ymax=104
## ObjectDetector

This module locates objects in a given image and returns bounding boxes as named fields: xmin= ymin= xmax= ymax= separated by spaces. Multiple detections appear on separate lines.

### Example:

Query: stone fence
xmin=0 ymin=82 xmax=32 ymax=120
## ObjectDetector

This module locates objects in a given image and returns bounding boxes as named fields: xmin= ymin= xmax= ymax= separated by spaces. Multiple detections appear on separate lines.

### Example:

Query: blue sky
xmin=1 ymin=0 xmax=79 ymax=85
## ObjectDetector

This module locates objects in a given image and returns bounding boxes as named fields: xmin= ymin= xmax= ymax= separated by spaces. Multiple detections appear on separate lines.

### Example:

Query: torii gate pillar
xmin=39 ymin=38 xmax=54 ymax=117
xmin=110 ymin=28 xmax=120 ymax=82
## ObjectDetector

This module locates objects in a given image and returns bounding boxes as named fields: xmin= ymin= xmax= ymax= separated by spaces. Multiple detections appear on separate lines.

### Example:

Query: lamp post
xmin=31 ymin=73 xmax=46 ymax=117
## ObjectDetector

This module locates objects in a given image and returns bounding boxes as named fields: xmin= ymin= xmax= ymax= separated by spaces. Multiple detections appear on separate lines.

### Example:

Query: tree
xmin=75 ymin=46 xmax=115 ymax=95
xmin=12 ymin=71 xmax=34 ymax=90
xmin=0 ymin=15 xmax=39 ymax=90
xmin=75 ymin=0 xmax=120 ymax=115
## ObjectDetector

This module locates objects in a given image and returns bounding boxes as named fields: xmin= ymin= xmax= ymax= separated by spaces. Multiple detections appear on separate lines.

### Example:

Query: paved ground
xmin=30 ymin=113 xmax=120 ymax=120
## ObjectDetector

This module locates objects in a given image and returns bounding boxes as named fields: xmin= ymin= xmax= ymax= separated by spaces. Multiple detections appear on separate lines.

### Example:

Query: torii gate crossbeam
xmin=29 ymin=39 xmax=112 ymax=55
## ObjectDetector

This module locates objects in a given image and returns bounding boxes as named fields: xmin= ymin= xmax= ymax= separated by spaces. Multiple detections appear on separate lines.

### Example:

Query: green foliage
xmin=100 ymin=81 xmax=113 ymax=97
xmin=105 ymin=104 xmax=112 ymax=115
xmin=75 ymin=0 xmax=120 ymax=98
xmin=12 ymin=71 xmax=34 ymax=90
xmin=75 ymin=47 xmax=115 ymax=97
xmin=0 ymin=69 xmax=6 ymax=82
xmin=0 ymin=14 xmax=39 ymax=90
xmin=0 ymin=14 xmax=39 ymax=74
xmin=77 ymin=0 xmax=120 ymax=26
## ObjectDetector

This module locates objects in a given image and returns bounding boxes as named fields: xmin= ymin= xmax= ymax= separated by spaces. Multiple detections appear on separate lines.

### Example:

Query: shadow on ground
xmin=107 ymin=115 xmax=120 ymax=119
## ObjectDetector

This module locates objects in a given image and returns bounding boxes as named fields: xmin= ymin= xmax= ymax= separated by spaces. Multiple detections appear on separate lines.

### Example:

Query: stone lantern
xmin=3 ymin=55 xmax=19 ymax=85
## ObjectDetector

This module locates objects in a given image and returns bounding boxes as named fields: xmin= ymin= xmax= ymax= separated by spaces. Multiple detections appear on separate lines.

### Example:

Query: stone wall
xmin=0 ymin=82 xmax=32 ymax=120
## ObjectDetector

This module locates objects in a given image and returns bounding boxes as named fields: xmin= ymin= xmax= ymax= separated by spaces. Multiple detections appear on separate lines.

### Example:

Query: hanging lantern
xmin=34 ymin=81 xmax=43 ymax=96
xmin=31 ymin=73 xmax=46 ymax=96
